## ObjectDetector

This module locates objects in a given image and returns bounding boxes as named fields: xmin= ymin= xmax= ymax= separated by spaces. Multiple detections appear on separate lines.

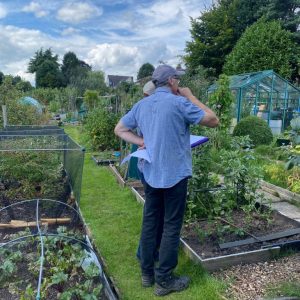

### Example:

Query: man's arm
xmin=114 ymin=120 xmax=144 ymax=147
xmin=178 ymin=87 xmax=219 ymax=128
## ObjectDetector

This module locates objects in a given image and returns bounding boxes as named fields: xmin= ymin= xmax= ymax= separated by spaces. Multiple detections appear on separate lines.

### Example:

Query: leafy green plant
xmin=263 ymin=163 xmax=289 ymax=189
xmin=187 ymin=135 xmax=265 ymax=225
xmin=223 ymin=19 xmax=296 ymax=79
xmin=84 ymin=107 xmax=120 ymax=151
xmin=233 ymin=115 xmax=273 ymax=146
xmin=208 ymin=74 xmax=234 ymax=132
xmin=287 ymin=169 xmax=300 ymax=193
xmin=286 ymin=117 xmax=300 ymax=170
xmin=1 ymin=226 xmax=103 ymax=299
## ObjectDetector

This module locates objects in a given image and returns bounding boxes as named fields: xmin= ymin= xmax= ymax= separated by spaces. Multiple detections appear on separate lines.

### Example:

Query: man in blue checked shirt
xmin=114 ymin=64 xmax=219 ymax=296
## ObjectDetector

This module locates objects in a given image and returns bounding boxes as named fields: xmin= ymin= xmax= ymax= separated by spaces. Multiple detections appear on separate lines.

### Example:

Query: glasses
xmin=173 ymin=76 xmax=180 ymax=84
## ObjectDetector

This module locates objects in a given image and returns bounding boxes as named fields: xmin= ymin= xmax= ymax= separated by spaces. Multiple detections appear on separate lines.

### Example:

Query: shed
xmin=207 ymin=70 xmax=300 ymax=133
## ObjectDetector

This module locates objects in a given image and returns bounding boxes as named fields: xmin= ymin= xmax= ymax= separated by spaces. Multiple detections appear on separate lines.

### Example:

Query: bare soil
xmin=182 ymin=209 xmax=300 ymax=259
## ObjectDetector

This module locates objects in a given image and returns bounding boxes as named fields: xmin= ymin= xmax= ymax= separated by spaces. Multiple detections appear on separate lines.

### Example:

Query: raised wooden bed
xmin=261 ymin=180 xmax=300 ymax=204
xmin=92 ymin=155 xmax=118 ymax=166
xmin=109 ymin=164 xmax=126 ymax=188
xmin=109 ymin=166 xmax=300 ymax=271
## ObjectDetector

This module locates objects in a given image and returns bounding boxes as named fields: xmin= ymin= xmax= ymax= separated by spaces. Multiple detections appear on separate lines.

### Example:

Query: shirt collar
xmin=155 ymin=86 xmax=172 ymax=93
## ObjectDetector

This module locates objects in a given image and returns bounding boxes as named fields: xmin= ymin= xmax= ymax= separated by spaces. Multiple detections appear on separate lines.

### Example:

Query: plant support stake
xmin=2 ymin=105 xmax=7 ymax=128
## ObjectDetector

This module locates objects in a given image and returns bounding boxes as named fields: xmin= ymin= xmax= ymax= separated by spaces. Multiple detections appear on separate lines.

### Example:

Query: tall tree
xmin=70 ymin=70 xmax=106 ymax=96
xmin=61 ymin=51 xmax=80 ymax=85
xmin=0 ymin=71 xmax=4 ymax=85
xmin=261 ymin=0 xmax=300 ymax=36
xmin=223 ymin=19 xmax=297 ymax=79
xmin=137 ymin=63 xmax=155 ymax=80
xmin=28 ymin=48 xmax=63 ymax=88
xmin=184 ymin=0 xmax=290 ymax=75
xmin=61 ymin=51 xmax=91 ymax=86
xmin=35 ymin=60 xmax=63 ymax=88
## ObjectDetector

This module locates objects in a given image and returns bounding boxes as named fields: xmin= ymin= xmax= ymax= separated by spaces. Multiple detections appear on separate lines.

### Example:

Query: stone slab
xmin=270 ymin=201 xmax=300 ymax=220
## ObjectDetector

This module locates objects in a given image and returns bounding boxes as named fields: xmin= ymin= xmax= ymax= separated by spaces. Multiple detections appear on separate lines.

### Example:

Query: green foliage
xmin=36 ymin=60 xmax=64 ymax=88
xmin=28 ymin=49 xmax=59 ymax=73
xmin=72 ymin=71 xmax=107 ymax=96
xmin=187 ymin=136 xmax=265 ymax=221
xmin=233 ymin=115 xmax=273 ymax=146
xmin=261 ymin=0 xmax=300 ymax=35
xmin=137 ymin=63 xmax=155 ymax=80
xmin=61 ymin=51 xmax=88 ymax=86
xmin=263 ymin=163 xmax=290 ymax=188
xmin=208 ymin=74 xmax=234 ymax=132
xmin=0 ymin=77 xmax=44 ymax=128
xmin=184 ymin=0 xmax=268 ymax=75
xmin=28 ymin=48 xmax=63 ymax=88
xmin=0 ymin=71 xmax=4 ymax=84
xmin=223 ymin=19 xmax=296 ymax=79
xmin=286 ymin=117 xmax=300 ymax=170
xmin=84 ymin=107 xmax=120 ymax=151
xmin=2 ymin=227 xmax=103 ymax=299
xmin=84 ymin=90 xmax=100 ymax=110
xmin=0 ymin=76 xmax=22 ymax=105
xmin=288 ymin=169 xmax=300 ymax=193
xmin=266 ymin=281 xmax=300 ymax=298
xmin=179 ymin=66 xmax=213 ymax=101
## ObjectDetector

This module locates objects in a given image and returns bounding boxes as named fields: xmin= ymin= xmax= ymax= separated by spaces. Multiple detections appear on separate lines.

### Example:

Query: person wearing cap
xmin=143 ymin=80 xmax=156 ymax=96
xmin=114 ymin=64 xmax=219 ymax=296
xmin=136 ymin=80 xmax=163 ymax=263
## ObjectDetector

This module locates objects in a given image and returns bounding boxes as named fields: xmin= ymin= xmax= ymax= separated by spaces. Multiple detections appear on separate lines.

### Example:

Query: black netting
xmin=0 ymin=133 xmax=85 ymax=206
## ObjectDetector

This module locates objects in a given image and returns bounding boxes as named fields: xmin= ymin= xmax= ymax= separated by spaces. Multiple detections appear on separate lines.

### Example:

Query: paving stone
xmin=270 ymin=201 xmax=300 ymax=220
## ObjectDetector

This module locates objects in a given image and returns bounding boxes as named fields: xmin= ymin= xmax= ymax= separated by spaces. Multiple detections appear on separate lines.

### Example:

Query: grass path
xmin=65 ymin=125 xmax=225 ymax=299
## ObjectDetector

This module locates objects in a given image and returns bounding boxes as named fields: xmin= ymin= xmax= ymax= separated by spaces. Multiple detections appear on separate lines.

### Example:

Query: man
xmin=136 ymin=80 xmax=162 ymax=263
xmin=143 ymin=80 xmax=156 ymax=96
xmin=114 ymin=65 xmax=219 ymax=296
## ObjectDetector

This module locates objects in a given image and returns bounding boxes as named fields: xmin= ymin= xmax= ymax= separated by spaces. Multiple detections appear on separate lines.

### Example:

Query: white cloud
xmin=0 ymin=0 xmax=211 ymax=83
xmin=86 ymin=42 xmax=174 ymax=78
xmin=22 ymin=1 xmax=48 ymax=18
xmin=0 ymin=3 xmax=7 ymax=19
xmin=57 ymin=2 xmax=103 ymax=24
xmin=61 ymin=27 xmax=81 ymax=36
xmin=86 ymin=43 xmax=139 ymax=74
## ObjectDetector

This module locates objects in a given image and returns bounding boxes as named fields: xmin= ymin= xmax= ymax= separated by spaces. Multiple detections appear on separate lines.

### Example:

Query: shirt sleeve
xmin=120 ymin=104 xmax=138 ymax=130
xmin=177 ymin=97 xmax=205 ymax=125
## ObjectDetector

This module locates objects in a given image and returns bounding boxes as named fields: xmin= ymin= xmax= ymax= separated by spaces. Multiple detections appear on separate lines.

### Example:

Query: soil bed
xmin=0 ymin=200 xmax=109 ymax=299
xmin=130 ymin=180 xmax=300 ymax=259
xmin=182 ymin=208 xmax=300 ymax=259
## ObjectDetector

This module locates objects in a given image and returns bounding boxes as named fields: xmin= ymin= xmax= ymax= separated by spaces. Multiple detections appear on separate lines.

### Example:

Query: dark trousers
xmin=140 ymin=177 xmax=188 ymax=283
xmin=136 ymin=172 xmax=164 ymax=261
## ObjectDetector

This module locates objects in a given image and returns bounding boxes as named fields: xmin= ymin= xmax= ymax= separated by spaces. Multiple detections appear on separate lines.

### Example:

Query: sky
xmin=0 ymin=0 xmax=212 ymax=84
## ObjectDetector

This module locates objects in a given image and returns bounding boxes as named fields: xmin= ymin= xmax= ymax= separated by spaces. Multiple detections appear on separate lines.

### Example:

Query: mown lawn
xmin=65 ymin=125 xmax=226 ymax=300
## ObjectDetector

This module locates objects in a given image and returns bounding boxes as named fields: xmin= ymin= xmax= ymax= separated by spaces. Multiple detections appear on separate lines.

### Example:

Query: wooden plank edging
xmin=130 ymin=187 xmax=282 ymax=271
xmin=108 ymin=164 xmax=126 ymax=187
xmin=261 ymin=180 xmax=300 ymax=203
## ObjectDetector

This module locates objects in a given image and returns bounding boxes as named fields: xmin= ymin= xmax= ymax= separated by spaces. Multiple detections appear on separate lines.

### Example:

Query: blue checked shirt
xmin=121 ymin=87 xmax=205 ymax=188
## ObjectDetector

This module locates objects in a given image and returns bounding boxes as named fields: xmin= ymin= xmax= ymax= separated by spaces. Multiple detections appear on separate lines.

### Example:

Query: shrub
xmin=233 ymin=116 xmax=273 ymax=146
xmin=263 ymin=163 xmax=289 ymax=189
xmin=84 ymin=107 xmax=120 ymax=151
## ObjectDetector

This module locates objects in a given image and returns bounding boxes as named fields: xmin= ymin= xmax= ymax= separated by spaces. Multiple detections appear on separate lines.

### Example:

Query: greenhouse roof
xmin=207 ymin=70 xmax=300 ymax=94
xmin=19 ymin=96 xmax=43 ymax=114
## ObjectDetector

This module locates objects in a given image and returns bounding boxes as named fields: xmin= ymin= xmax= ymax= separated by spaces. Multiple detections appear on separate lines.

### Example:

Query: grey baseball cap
xmin=152 ymin=64 xmax=184 ymax=85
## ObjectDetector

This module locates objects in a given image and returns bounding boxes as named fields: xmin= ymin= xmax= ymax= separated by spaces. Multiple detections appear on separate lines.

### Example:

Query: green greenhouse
xmin=207 ymin=70 xmax=300 ymax=134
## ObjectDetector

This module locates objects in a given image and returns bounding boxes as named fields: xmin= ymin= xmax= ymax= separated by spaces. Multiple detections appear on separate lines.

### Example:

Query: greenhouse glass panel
xmin=208 ymin=70 xmax=300 ymax=133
